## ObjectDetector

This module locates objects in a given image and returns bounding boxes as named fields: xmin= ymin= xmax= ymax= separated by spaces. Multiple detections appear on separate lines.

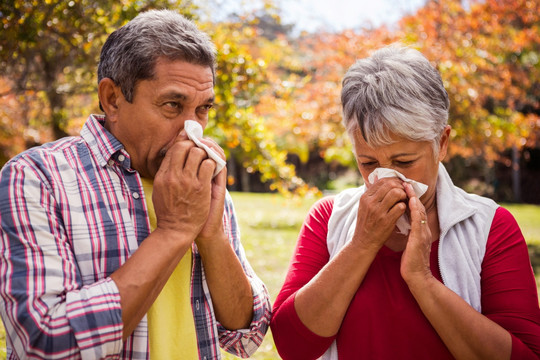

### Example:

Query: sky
xmin=277 ymin=0 xmax=427 ymax=33
xmin=203 ymin=0 xmax=428 ymax=33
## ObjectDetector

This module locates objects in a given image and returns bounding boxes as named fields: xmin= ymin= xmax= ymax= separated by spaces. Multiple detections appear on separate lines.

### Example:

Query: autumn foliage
xmin=399 ymin=0 xmax=540 ymax=161
xmin=1 ymin=0 xmax=539 ymax=198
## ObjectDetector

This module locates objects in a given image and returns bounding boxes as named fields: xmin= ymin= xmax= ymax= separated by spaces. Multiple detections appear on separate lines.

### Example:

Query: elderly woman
xmin=270 ymin=44 xmax=540 ymax=359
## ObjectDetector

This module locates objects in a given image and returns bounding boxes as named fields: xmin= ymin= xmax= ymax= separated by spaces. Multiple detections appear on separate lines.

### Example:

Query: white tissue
xmin=367 ymin=168 xmax=428 ymax=235
xmin=184 ymin=120 xmax=226 ymax=178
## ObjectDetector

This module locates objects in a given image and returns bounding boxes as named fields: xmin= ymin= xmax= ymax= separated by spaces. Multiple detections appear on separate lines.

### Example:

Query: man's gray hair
xmin=98 ymin=9 xmax=216 ymax=104
xmin=341 ymin=44 xmax=450 ymax=153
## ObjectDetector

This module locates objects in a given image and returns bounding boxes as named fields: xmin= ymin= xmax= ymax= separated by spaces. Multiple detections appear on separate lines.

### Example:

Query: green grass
xmin=0 ymin=194 xmax=538 ymax=359
xmin=501 ymin=203 xmax=540 ymax=290
xmin=221 ymin=192 xmax=318 ymax=360
xmin=502 ymin=203 xmax=540 ymax=245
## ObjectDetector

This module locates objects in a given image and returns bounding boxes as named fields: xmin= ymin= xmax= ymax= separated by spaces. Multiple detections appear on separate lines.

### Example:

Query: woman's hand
xmin=400 ymin=182 xmax=434 ymax=286
xmin=294 ymin=177 xmax=408 ymax=339
xmin=399 ymin=183 xmax=513 ymax=360
xmin=353 ymin=177 xmax=408 ymax=250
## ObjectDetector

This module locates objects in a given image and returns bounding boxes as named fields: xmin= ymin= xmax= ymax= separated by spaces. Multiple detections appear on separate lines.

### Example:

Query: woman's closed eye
xmin=360 ymin=161 xmax=378 ymax=169
xmin=395 ymin=160 xmax=415 ymax=167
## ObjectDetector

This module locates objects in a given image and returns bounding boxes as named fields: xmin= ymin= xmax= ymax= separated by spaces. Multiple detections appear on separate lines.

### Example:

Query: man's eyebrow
xmin=158 ymin=93 xmax=215 ymax=104
xmin=158 ymin=92 xmax=187 ymax=101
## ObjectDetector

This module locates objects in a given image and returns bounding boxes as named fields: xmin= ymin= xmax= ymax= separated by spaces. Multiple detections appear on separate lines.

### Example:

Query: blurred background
xmin=1 ymin=0 xmax=539 ymax=358
xmin=1 ymin=0 xmax=539 ymax=201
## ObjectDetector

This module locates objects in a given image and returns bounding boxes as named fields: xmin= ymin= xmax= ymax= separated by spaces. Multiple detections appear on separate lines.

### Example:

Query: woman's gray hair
xmin=341 ymin=44 xmax=450 ymax=154
xmin=98 ymin=9 xmax=216 ymax=105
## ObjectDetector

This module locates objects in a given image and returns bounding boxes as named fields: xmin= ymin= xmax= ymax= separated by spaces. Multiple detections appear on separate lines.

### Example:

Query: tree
xmin=205 ymin=10 xmax=315 ymax=196
xmin=398 ymin=0 xmax=540 ymax=199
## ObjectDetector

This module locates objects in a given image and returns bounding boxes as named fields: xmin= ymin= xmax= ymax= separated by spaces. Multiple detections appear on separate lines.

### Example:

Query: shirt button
xmin=107 ymin=160 xmax=114 ymax=166
xmin=133 ymin=192 xmax=140 ymax=199
xmin=118 ymin=154 xmax=125 ymax=162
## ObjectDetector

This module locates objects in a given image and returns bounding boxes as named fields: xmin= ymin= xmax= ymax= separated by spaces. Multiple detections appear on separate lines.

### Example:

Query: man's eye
xmin=164 ymin=102 xmax=179 ymax=109
xmin=196 ymin=105 xmax=213 ymax=116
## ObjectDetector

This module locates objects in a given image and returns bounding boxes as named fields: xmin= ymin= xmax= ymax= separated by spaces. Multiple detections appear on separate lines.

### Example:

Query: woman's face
xmin=352 ymin=126 xmax=451 ymax=206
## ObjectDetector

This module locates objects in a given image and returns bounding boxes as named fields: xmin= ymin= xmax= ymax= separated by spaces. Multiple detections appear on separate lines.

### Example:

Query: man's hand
xmin=180 ymin=137 xmax=254 ymax=330
xmin=153 ymin=137 xmax=217 ymax=239
xmin=110 ymin=135 xmax=218 ymax=340
xmin=192 ymin=137 xmax=228 ymax=247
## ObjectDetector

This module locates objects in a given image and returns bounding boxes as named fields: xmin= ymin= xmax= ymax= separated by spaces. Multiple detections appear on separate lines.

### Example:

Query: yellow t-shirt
xmin=141 ymin=178 xmax=198 ymax=359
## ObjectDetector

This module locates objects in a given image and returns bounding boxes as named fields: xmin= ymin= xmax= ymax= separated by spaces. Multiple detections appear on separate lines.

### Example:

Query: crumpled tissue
xmin=184 ymin=120 xmax=226 ymax=178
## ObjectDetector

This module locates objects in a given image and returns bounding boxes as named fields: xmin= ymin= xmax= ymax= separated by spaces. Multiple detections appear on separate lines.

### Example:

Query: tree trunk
xmin=43 ymin=56 xmax=69 ymax=140
xmin=227 ymin=156 xmax=239 ymax=191
xmin=240 ymin=167 xmax=251 ymax=193
xmin=512 ymin=145 xmax=522 ymax=202
xmin=47 ymin=86 xmax=69 ymax=140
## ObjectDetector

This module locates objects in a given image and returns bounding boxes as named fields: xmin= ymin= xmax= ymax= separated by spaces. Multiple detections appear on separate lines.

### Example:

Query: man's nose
xmin=175 ymin=128 xmax=188 ymax=141
xmin=175 ymin=115 xmax=197 ymax=140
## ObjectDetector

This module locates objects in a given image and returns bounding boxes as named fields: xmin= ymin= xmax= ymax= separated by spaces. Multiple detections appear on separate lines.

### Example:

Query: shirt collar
xmin=80 ymin=114 xmax=132 ymax=169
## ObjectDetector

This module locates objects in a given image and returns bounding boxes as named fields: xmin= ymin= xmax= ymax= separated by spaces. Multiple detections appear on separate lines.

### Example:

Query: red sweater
xmin=271 ymin=197 xmax=540 ymax=359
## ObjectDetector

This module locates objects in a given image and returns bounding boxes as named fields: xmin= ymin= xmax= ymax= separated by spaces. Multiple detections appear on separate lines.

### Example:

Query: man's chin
xmin=149 ymin=155 xmax=166 ymax=178
xmin=136 ymin=159 xmax=159 ymax=180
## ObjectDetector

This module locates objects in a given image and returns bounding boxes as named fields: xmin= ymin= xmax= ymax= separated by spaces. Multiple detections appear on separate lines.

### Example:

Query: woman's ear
xmin=98 ymin=78 xmax=122 ymax=122
xmin=438 ymin=125 xmax=452 ymax=162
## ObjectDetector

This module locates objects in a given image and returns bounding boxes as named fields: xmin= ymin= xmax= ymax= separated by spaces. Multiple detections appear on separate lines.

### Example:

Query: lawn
xmin=0 ymin=193 xmax=538 ymax=359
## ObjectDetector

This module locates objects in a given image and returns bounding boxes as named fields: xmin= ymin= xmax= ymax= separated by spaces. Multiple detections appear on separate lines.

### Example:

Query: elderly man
xmin=0 ymin=9 xmax=270 ymax=359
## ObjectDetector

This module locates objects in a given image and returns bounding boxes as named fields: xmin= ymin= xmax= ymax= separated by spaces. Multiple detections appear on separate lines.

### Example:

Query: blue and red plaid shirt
xmin=0 ymin=115 xmax=271 ymax=359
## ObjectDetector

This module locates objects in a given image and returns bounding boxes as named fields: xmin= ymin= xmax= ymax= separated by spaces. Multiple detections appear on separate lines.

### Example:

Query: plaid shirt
xmin=0 ymin=115 xmax=271 ymax=359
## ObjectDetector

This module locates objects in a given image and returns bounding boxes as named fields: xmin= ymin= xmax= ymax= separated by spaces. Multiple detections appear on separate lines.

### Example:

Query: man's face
xmin=108 ymin=57 xmax=215 ymax=178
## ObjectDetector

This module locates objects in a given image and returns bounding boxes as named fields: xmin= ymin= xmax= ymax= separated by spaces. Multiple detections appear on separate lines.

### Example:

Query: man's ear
xmin=98 ymin=78 xmax=122 ymax=122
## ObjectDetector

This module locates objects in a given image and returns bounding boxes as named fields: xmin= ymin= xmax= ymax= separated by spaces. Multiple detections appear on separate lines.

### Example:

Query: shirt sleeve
xmin=481 ymin=207 xmax=540 ymax=359
xmin=271 ymin=196 xmax=336 ymax=360
xmin=0 ymin=158 xmax=124 ymax=358
xmin=217 ymin=191 xmax=272 ymax=358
